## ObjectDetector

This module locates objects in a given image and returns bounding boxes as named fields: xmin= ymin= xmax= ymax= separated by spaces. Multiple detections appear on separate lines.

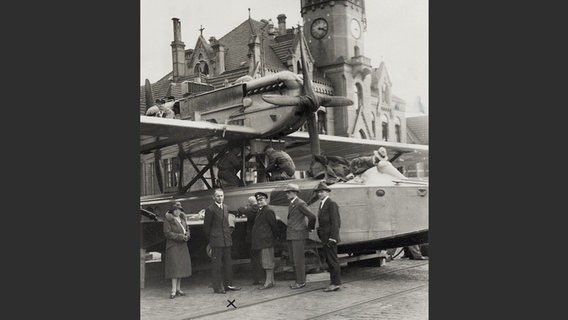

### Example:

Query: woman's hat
xmin=373 ymin=147 xmax=388 ymax=161
xmin=172 ymin=201 xmax=183 ymax=209
xmin=255 ymin=192 xmax=269 ymax=200
xmin=314 ymin=181 xmax=331 ymax=192
xmin=155 ymin=98 xmax=166 ymax=104
xmin=284 ymin=183 xmax=300 ymax=193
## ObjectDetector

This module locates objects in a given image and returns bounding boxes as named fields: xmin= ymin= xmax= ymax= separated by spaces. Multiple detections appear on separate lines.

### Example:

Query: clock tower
xmin=302 ymin=0 xmax=367 ymax=67
xmin=301 ymin=0 xmax=373 ymax=137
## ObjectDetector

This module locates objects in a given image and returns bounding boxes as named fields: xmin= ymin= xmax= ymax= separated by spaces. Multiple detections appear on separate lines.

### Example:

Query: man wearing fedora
xmin=203 ymin=188 xmax=241 ymax=294
xmin=251 ymin=192 xmax=280 ymax=290
xmin=314 ymin=181 xmax=342 ymax=292
xmin=284 ymin=183 xmax=316 ymax=289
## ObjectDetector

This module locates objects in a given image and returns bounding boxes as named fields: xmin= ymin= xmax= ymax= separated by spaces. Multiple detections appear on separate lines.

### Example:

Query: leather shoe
xmin=213 ymin=289 xmax=226 ymax=294
xmin=175 ymin=290 xmax=186 ymax=296
xmin=323 ymin=285 xmax=340 ymax=292
xmin=170 ymin=293 xmax=176 ymax=299
xmin=289 ymin=282 xmax=306 ymax=289
xmin=225 ymin=285 xmax=241 ymax=291
xmin=258 ymin=282 xmax=274 ymax=290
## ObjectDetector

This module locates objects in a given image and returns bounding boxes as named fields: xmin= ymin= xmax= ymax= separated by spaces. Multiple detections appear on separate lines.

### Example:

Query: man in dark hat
xmin=284 ymin=183 xmax=316 ymax=289
xmin=146 ymin=98 xmax=175 ymax=118
xmin=314 ymin=181 xmax=342 ymax=292
xmin=251 ymin=192 xmax=280 ymax=290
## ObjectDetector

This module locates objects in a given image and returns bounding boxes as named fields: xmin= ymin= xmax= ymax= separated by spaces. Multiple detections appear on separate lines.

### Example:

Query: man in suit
xmin=314 ymin=181 xmax=342 ymax=292
xmin=203 ymin=188 xmax=241 ymax=294
xmin=284 ymin=183 xmax=316 ymax=289
xmin=237 ymin=196 xmax=263 ymax=285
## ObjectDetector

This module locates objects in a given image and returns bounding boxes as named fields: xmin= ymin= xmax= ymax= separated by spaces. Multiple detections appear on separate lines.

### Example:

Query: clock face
xmin=310 ymin=18 xmax=328 ymax=39
xmin=350 ymin=19 xmax=361 ymax=39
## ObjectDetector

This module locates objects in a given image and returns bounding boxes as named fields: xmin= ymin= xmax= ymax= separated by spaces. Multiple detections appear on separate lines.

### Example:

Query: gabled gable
xmin=370 ymin=61 xmax=391 ymax=95
xmin=186 ymin=35 xmax=214 ymax=74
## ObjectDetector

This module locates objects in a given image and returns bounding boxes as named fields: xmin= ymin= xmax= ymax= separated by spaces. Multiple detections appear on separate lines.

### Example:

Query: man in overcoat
xmin=203 ymin=188 xmax=241 ymax=294
xmin=251 ymin=192 xmax=280 ymax=289
xmin=314 ymin=181 xmax=342 ymax=292
xmin=284 ymin=183 xmax=316 ymax=289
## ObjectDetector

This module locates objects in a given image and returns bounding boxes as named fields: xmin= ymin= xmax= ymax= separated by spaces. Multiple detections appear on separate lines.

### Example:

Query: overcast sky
xmin=141 ymin=0 xmax=428 ymax=109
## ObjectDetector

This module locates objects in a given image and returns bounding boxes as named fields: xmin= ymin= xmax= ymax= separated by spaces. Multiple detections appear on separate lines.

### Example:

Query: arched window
xmin=317 ymin=110 xmax=327 ymax=134
xmin=201 ymin=62 xmax=209 ymax=75
xmin=381 ymin=113 xmax=389 ymax=141
xmin=354 ymin=46 xmax=360 ymax=57
xmin=394 ymin=117 xmax=401 ymax=142
xmin=353 ymin=83 xmax=363 ymax=112
xmin=194 ymin=63 xmax=201 ymax=75
xmin=359 ymin=129 xmax=367 ymax=139
xmin=371 ymin=112 xmax=376 ymax=137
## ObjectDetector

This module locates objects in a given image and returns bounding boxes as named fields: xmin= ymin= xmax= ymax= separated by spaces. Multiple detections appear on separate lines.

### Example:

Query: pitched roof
xmin=406 ymin=115 xmax=428 ymax=145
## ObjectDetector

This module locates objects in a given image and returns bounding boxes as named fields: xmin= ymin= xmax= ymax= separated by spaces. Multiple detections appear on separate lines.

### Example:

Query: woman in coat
xmin=163 ymin=201 xmax=192 ymax=299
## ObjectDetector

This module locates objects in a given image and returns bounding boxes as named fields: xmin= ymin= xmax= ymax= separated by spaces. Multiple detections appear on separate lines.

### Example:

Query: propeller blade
xmin=319 ymin=95 xmax=354 ymax=108
xmin=261 ymin=94 xmax=303 ymax=106
xmin=144 ymin=79 xmax=155 ymax=112
xmin=298 ymin=29 xmax=318 ymax=105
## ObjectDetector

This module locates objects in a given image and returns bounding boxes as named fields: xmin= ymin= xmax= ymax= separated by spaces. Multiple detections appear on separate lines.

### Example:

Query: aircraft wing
xmin=140 ymin=116 xmax=261 ymax=155
xmin=282 ymin=132 xmax=429 ymax=170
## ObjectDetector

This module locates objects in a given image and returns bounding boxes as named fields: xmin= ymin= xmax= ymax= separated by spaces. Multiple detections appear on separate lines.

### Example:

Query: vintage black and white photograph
xmin=140 ymin=0 xmax=428 ymax=319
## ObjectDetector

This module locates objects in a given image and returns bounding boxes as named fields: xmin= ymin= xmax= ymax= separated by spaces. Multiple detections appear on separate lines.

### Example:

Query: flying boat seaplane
xmin=140 ymin=29 xmax=428 ymax=271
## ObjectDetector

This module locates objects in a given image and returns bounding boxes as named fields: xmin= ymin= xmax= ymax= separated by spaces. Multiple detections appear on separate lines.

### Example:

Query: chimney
xmin=277 ymin=14 xmax=286 ymax=35
xmin=210 ymin=38 xmax=226 ymax=76
xmin=171 ymin=18 xmax=187 ymax=82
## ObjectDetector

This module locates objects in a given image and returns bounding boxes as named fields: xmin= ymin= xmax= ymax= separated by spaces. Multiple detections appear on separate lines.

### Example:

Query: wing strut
xmin=177 ymin=145 xmax=185 ymax=194
xmin=179 ymin=152 xmax=224 ymax=194
xmin=154 ymin=149 xmax=164 ymax=193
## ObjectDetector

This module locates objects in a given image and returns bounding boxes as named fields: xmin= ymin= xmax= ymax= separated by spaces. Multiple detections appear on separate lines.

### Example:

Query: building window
xmin=371 ymin=112 xmax=376 ymax=137
xmin=353 ymin=83 xmax=363 ymax=112
xmin=317 ymin=110 xmax=327 ymax=134
xmin=394 ymin=117 xmax=401 ymax=142
xmin=354 ymin=46 xmax=360 ymax=57
xmin=381 ymin=113 xmax=389 ymax=141
xmin=164 ymin=158 xmax=180 ymax=188
xmin=297 ymin=61 xmax=302 ymax=74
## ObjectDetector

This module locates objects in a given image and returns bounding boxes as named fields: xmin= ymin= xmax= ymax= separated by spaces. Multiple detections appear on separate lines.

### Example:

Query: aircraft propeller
xmin=144 ymin=78 xmax=155 ymax=113
xmin=261 ymin=27 xmax=353 ymax=155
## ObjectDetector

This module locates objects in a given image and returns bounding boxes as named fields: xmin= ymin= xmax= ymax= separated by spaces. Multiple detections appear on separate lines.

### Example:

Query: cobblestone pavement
xmin=141 ymin=257 xmax=428 ymax=320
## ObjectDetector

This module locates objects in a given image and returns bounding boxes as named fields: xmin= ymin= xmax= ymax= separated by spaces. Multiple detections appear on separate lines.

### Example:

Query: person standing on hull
xmin=314 ymin=182 xmax=342 ymax=292
xmin=284 ymin=183 xmax=316 ymax=289
xmin=203 ymin=188 xmax=241 ymax=294
xmin=163 ymin=201 xmax=192 ymax=299
xmin=251 ymin=192 xmax=280 ymax=290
